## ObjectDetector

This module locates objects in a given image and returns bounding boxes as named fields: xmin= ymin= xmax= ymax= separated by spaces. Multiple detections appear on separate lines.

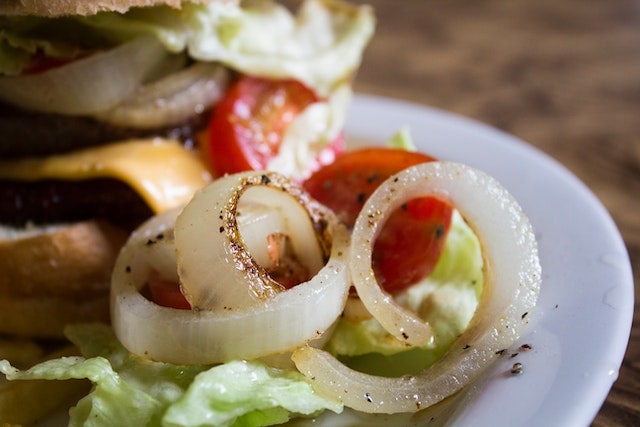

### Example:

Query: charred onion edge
xmin=292 ymin=161 xmax=541 ymax=414
xmin=111 ymin=172 xmax=351 ymax=364
xmin=175 ymin=171 xmax=334 ymax=310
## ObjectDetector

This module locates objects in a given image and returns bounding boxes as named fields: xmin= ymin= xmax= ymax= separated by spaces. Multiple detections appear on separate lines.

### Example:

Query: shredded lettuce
xmin=0 ymin=0 xmax=374 ymax=95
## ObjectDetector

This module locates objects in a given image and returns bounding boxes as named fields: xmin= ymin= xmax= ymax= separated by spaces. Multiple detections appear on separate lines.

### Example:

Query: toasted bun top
xmin=0 ymin=0 xmax=210 ymax=17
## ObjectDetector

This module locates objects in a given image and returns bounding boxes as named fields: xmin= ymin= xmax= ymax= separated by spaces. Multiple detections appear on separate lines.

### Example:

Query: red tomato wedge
xmin=303 ymin=147 xmax=453 ymax=293
xmin=207 ymin=75 xmax=343 ymax=177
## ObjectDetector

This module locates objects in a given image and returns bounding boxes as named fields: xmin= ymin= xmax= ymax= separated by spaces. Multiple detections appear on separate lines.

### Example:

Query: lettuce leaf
xmin=0 ymin=324 xmax=341 ymax=427
xmin=163 ymin=360 xmax=342 ymax=427
xmin=0 ymin=0 xmax=374 ymax=95
xmin=386 ymin=127 xmax=417 ymax=151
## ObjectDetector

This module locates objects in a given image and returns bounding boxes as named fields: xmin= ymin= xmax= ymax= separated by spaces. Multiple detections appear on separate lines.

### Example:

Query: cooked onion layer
xmin=95 ymin=62 xmax=230 ymax=129
xmin=111 ymin=172 xmax=351 ymax=364
xmin=175 ymin=172 xmax=329 ymax=310
xmin=0 ymin=37 xmax=175 ymax=115
xmin=292 ymin=161 xmax=541 ymax=413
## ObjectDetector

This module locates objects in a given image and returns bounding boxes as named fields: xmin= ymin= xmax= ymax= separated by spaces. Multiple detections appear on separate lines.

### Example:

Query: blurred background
xmin=350 ymin=0 xmax=639 ymax=425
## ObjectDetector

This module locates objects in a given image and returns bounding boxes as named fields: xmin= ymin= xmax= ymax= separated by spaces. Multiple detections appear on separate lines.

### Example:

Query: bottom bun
xmin=0 ymin=294 xmax=110 ymax=339
xmin=0 ymin=220 xmax=128 ymax=338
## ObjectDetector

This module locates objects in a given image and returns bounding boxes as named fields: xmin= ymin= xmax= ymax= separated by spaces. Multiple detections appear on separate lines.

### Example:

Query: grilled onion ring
xmin=111 ymin=172 xmax=351 ymax=364
xmin=292 ymin=161 xmax=541 ymax=413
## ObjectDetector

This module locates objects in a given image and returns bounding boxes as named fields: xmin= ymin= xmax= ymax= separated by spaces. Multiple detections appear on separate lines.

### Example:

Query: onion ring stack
xmin=111 ymin=161 xmax=541 ymax=413
xmin=111 ymin=171 xmax=351 ymax=364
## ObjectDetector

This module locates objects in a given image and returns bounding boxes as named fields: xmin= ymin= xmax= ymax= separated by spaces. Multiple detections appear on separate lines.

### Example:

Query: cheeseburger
xmin=0 ymin=0 xmax=374 ymax=339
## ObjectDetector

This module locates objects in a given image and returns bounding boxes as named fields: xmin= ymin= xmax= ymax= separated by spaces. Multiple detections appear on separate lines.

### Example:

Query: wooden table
xmin=352 ymin=1 xmax=639 ymax=425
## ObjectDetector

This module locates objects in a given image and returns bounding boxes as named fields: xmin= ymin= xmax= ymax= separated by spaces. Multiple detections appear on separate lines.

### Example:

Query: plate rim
xmin=344 ymin=93 xmax=634 ymax=426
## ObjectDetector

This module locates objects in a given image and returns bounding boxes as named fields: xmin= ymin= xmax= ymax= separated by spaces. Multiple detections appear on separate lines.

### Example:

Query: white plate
xmin=334 ymin=94 xmax=633 ymax=426
xmin=39 ymin=95 xmax=634 ymax=426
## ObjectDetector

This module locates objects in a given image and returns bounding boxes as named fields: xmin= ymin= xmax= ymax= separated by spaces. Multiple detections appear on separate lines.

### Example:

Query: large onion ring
xmin=111 ymin=172 xmax=351 ymax=364
xmin=292 ymin=161 xmax=541 ymax=413
xmin=0 ymin=37 xmax=174 ymax=115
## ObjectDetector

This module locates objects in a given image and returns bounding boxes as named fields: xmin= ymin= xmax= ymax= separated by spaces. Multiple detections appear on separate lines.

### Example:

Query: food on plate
xmin=0 ymin=0 xmax=374 ymax=423
xmin=1 ymin=138 xmax=542 ymax=425
xmin=293 ymin=160 xmax=541 ymax=413
xmin=0 ymin=342 xmax=91 ymax=426
xmin=0 ymin=0 xmax=374 ymax=340
xmin=303 ymin=147 xmax=454 ymax=293
xmin=0 ymin=0 xmax=541 ymax=424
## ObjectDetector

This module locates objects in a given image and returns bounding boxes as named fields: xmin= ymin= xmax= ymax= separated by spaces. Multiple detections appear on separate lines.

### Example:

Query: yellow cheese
xmin=0 ymin=138 xmax=212 ymax=213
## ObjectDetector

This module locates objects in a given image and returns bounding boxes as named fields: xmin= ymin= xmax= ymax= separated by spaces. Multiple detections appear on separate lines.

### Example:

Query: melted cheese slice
xmin=0 ymin=138 xmax=212 ymax=213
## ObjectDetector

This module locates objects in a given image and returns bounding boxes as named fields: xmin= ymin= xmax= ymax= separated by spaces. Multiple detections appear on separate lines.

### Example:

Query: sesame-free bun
xmin=0 ymin=220 xmax=128 ymax=337
xmin=0 ymin=0 xmax=209 ymax=17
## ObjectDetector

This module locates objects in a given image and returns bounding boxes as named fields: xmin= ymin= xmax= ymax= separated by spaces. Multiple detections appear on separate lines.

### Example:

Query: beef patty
xmin=0 ymin=102 xmax=209 ymax=158
xmin=0 ymin=103 xmax=210 ymax=228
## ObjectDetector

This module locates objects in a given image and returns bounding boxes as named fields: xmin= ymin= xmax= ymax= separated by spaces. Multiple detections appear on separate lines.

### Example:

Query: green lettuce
xmin=324 ymin=211 xmax=484 ymax=377
xmin=0 ymin=204 xmax=483 ymax=425
xmin=0 ymin=324 xmax=341 ymax=427
xmin=386 ymin=127 xmax=417 ymax=151
xmin=163 ymin=360 xmax=341 ymax=427
xmin=0 ymin=0 xmax=374 ymax=95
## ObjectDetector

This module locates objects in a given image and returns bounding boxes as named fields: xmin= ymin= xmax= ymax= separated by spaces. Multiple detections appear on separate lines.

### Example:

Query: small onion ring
xmin=94 ymin=62 xmax=230 ymax=129
xmin=175 ymin=171 xmax=328 ymax=311
xmin=292 ymin=161 xmax=541 ymax=413
xmin=111 ymin=172 xmax=351 ymax=364
xmin=0 ymin=36 xmax=173 ymax=115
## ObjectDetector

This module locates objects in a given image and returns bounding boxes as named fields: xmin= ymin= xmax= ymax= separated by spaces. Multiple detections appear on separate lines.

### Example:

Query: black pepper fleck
xmin=366 ymin=173 xmax=379 ymax=184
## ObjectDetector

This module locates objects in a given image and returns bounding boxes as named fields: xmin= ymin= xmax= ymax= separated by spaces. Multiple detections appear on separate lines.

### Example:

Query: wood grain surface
xmin=351 ymin=0 xmax=639 ymax=425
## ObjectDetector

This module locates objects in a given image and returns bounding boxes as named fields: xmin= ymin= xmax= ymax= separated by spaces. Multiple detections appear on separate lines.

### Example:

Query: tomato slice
xmin=303 ymin=147 xmax=453 ymax=293
xmin=147 ymin=271 xmax=190 ymax=310
xmin=207 ymin=75 xmax=341 ymax=177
